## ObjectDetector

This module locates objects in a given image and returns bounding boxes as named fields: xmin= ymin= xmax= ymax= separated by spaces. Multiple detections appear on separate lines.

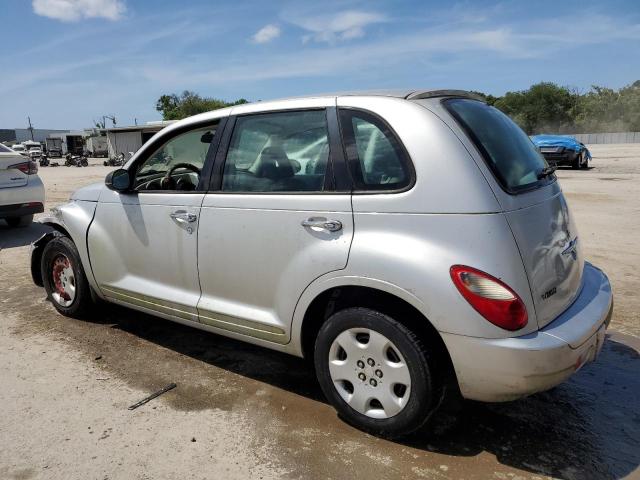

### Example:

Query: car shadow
xmin=96 ymin=305 xmax=638 ymax=479
xmin=0 ymin=221 xmax=52 ymax=249
xmin=556 ymin=165 xmax=595 ymax=171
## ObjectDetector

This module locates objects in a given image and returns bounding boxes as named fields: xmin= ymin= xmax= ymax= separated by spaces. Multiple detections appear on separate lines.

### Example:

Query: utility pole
xmin=27 ymin=116 xmax=35 ymax=141
xmin=102 ymin=115 xmax=117 ymax=158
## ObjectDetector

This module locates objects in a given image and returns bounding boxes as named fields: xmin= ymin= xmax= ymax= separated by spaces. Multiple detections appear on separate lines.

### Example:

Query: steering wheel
xmin=160 ymin=163 xmax=201 ymax=190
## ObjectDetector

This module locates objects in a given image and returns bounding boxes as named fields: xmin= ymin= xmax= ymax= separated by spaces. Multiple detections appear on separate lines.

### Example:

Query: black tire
xmin=314 ymin=307 xmax=438 ymax=438
xmin=6 ymin=214 xmax=33 ymax=227
xmin=572 ymin=153 xmax=581 ymax=169
xmin=41 ymin=236 xmax=93 ymax=318
xmin=580 ymin=153 xmax=589 ymax=169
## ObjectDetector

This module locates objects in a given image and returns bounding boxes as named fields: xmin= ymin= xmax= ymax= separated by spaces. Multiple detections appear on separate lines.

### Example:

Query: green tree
xmin=574 ymin=82 xmax=640 ymax=132
xmin=493 ymin=82 xmax=577 ymax=134
xmin=156 ymin=91 xmax=248 ymax=120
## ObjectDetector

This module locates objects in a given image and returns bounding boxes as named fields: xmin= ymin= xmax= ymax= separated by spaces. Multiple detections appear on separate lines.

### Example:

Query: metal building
xmin=14 ymin=128 xmax=70 ymax=143
xmin=104 ymin=121 xmax=174 ymax=158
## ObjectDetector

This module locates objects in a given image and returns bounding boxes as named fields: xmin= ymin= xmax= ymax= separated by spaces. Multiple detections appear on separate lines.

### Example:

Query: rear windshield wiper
xmin=537 ymin=166 xmax=557 ymax=180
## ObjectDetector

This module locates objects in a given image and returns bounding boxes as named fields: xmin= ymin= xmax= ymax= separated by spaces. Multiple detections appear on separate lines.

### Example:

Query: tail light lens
xmin=450 ymin=265 xmax=528 ymax=331
xmin=9 ymin=161 xmax=38 ymax=175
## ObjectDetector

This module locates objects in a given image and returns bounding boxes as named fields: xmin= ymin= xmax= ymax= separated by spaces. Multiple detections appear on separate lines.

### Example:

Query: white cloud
xmin=32 ymin=0 xmax=126 ymax=22
xmin=251 ymin=24 xmax=281 ymax=44
xmin=291 ymin=10 xmax=387 ymax=43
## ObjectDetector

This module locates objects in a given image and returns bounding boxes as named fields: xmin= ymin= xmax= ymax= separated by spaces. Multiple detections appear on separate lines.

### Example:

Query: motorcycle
xmin=65 ymin=153 xmax=89 ymax=167
xmin=104 ymin=152 xmax=126 ymax=167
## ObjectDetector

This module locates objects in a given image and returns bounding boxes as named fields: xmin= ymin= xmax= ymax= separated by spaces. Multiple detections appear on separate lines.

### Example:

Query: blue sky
xmin=1 ymin=0 xmax=639 ymax=130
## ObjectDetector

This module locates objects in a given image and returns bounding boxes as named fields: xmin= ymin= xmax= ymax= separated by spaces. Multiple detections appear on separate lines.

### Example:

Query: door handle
xmin=170 ymin=210 xmax=197 ymax=224
xmin=301 ymin=217 xmax=343 ymax=232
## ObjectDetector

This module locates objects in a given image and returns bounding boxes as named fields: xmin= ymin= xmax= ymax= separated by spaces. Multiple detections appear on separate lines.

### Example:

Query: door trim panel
xmin=102 ymin=285 xmax=288 ymax=343
xmin=101 ymin=285 xmax=199 ymax=322
xmin=199 ymin=309 xmax=287 ymax=344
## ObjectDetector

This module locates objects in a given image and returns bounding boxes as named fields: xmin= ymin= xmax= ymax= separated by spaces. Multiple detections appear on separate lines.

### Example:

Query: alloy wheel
xmin=51 ymin=254 xmax=76 ymax=307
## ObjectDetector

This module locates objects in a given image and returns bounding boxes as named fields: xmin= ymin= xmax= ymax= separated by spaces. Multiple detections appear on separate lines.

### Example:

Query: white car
xmin=10 ymin=144 xmax=28 ymax=156
xmin=0 ymin=143 xmax=45 ymax=227
xmin=28 ymin=147 xmax=43 ymax=159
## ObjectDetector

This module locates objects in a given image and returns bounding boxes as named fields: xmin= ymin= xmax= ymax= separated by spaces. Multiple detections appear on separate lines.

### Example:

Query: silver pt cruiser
xmin=31 ymin=90 xmax=612 ymax=437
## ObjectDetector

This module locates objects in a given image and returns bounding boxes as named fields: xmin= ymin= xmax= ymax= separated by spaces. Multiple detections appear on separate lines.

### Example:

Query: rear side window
xmin=222 ymin=110 xmax=330 ymax=193
xmin=445 ymin=99 xmax=549 ymax=193
xmin=339 ymin=109 xmax=412 ymax=191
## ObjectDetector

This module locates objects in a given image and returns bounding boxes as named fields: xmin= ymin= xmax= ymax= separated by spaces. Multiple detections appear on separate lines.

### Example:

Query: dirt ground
xmin=0 ymin=147 xmax=638 ymax=480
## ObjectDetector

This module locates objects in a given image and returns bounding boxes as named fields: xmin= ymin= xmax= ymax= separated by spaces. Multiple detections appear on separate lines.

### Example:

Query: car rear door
xmin=196 ymin=103 xmax=354 ymax=344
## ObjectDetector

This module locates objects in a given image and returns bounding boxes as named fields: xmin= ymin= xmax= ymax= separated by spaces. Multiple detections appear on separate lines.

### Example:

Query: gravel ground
xmin=0 ymin=147 xmax=638 ymax=480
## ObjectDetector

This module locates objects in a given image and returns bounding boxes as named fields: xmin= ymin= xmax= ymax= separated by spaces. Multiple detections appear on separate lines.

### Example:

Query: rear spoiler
xmin=406 ymin=90 xmax=485 ymax=101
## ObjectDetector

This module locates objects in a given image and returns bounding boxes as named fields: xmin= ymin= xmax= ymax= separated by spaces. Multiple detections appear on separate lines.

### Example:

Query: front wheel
xmin=314 ymin=307 xmax=438 ymax=438
xmin=580 ymin=153 xmax=589 ymax=169
xmin=41 ymin=236 xmax=93 ymax=318
xmin=572 ymin=153 xmax=582 ymax=169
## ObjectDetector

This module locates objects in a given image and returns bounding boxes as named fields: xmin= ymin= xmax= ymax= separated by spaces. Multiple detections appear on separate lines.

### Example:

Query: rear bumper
xmin=0 ymin=202 xmax=44 ymax=219
xmin=0 ymin=176 xmax=45 ymax=219
xmin=442 ymin=262 xmax=613 ymax=402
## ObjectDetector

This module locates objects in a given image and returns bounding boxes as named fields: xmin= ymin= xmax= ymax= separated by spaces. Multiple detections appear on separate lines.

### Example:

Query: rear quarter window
xmin=444 ymin=98 xmax=550 ymax=193
xmin=339 ymin=109 xmax=413 ymax=191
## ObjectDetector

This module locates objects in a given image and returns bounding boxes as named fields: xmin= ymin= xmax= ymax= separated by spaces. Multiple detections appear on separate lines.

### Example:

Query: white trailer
xmin=85 ymin=136 xmax=108 ymax=157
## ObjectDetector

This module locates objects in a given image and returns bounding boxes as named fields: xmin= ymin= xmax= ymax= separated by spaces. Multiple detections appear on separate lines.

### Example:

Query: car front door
xmin=197 ymin=107 xmax=354 ymax=344
xmin=88 ymin=119 xmax=223 ymax=322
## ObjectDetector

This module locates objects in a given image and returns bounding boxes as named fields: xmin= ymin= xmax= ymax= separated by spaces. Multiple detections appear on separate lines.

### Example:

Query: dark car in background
xmin=531 ymin=135 xmax=591 ymax=169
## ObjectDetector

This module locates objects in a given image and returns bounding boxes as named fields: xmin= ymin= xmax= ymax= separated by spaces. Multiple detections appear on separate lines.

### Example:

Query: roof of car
xmin=163 ymin=89 xmax=484 ymax=133
xmin=273 ymin=89 xmax=481 ymax=101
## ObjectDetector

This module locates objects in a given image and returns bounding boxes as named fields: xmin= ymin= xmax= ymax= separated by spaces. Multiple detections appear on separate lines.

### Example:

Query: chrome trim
xmin=101 ymin=286 xmax=199 ymax=322
xmin=101 ymin=285 xmax=287 ymax=344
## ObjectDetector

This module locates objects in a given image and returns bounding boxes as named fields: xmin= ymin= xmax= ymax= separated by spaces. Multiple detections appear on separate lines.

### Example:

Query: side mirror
xmin=105 ymin=168 xmax=131 ymax=192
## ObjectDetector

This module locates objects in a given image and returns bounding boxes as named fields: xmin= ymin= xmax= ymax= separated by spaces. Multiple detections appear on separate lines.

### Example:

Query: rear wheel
xmin=314 ymin=307 xmax=438 ymax=438
xmin=41 ymin=236 xmax=93 ymax=318
xmin=5 ymin=215 xmax=33 ymax=228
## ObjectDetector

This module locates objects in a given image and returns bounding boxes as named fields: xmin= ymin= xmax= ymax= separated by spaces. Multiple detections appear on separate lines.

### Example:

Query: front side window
xmin=444 ymin=98 xmax=550 ymax=193
xmin=339 ymin=109 xmax=411 ymax=190
xmin=133 ymin=123 xmax=218 ymax=191
xmin=222 ymin=110 xmax=330 ymax=193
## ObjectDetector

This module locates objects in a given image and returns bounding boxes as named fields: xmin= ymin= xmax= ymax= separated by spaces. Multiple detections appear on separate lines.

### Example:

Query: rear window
xmin=445 ymin=98 xmax=550 ymax=193
xmin=0 ymin=144 xmax=12 ymax=153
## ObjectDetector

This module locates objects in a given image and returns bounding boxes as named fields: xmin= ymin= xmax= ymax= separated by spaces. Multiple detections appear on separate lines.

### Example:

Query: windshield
xmin=445 ymin=98 xmax=550 ymax=193
xmin=13 ymin=145 xmax=25 ymax=151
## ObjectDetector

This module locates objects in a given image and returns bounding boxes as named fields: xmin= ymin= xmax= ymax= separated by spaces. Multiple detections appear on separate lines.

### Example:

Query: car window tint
xmin=133 ymin=124 xmax=217 ymax=191
xmin=339 ymin=109 xmax=411 ymax=190
xmin=445 ymin=99 xmax=549 ymax=192
xmin=222 ymin=110 xmax=330 ymax=193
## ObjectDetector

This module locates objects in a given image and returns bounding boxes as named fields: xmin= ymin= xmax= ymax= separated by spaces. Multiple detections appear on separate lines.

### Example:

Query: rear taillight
xmin=450 ymin=265 xmax=528 ymax=331
xmin=9 ymin=161 xmax=38 ymax=175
